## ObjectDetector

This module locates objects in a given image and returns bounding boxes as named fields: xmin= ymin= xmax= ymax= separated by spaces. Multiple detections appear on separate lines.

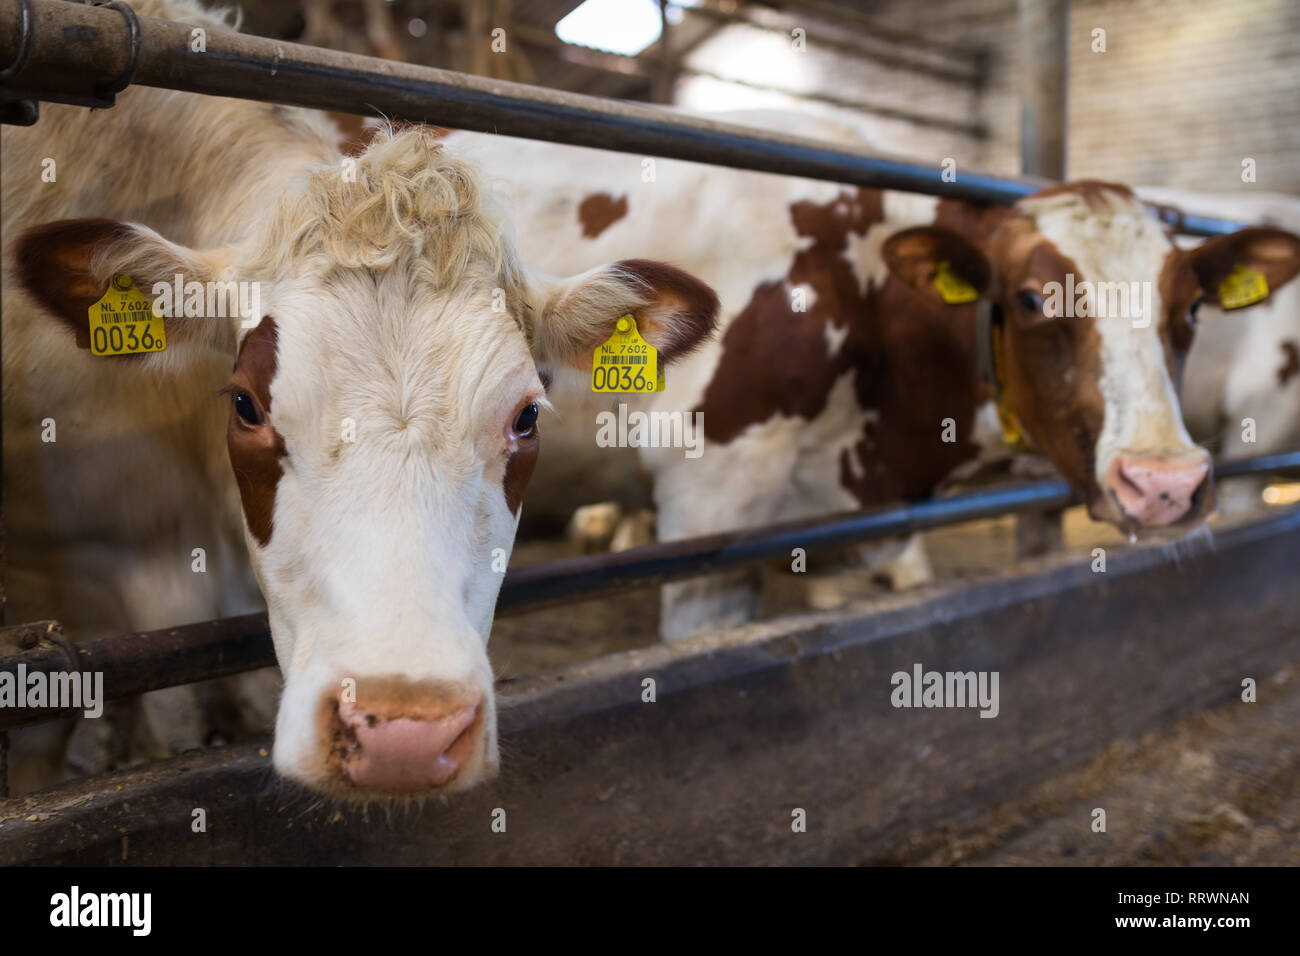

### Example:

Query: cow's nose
xmin=1105 ymin=452 xmax=1210 ymax=527
xmin=335 ymin=696 xmax=481 ymax=790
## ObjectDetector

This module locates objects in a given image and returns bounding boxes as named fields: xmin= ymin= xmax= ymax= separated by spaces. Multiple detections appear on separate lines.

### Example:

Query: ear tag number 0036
xmin=933 ymin=261 xmax=979 ymax=304
xmin=592 ymin=315 xmax=661 ymax=393
xmin=1217 ymin=265 xmax=1269 ymax=311
xmin=88 ymin=274 xmax=167 ymax=356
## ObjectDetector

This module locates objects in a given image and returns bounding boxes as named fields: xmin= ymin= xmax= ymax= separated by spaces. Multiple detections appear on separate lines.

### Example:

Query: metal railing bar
xmin=1 ymin=449 xmax=1298 ymax=731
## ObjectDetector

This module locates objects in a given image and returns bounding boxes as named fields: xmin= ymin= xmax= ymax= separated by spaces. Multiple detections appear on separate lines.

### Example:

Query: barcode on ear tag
xmin=592 ymin=315 xmax=659 ymax=393
xmin=934 ymin=261 xmax=979 ymax=304
xmin=1218 ymin=265 xmax=1269 ymax=310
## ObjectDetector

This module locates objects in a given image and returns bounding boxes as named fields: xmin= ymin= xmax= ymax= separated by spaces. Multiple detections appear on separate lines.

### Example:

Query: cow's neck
xmin=836 ymin=276 xmax=988 ymax=505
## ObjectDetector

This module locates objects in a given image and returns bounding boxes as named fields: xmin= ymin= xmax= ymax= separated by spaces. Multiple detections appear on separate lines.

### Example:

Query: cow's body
xmin=449 ymin=116 xmax=1300 ymax=640
xmin=451 ymin=122 xmax=998 ymax=637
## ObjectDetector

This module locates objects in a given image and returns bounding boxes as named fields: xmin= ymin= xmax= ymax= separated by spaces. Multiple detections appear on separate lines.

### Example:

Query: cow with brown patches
xmin=1 ymin=0 xmax=716 ymax=797
xmin=448 ymin=114 xmax=1300 ymax=640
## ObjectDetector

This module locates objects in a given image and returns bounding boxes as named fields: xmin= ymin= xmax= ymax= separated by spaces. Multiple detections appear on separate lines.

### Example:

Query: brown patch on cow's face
xmin=987 ymin=221 xmax=1107 ymax=500
xmin=698 ymin=188 xmax=984 ymax=505
xmin=578 ymin=193 xmax=629 ymax=239
xmin=1280 ymin=340 xmax=1300 ymax=387
xmin=225 ymin=317 xmax=286 ymax=547
xmin=1157 ymin=248 xmax=1203 ymax=389
xmin=504 ymin=430 xmax=539 ymax=517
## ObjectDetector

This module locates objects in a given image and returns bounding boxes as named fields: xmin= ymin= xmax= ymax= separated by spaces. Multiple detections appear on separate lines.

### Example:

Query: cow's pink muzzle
xmin=1105 ymin=452 xmax=1211 ymax=528
xmin=335 ymin=695 xmax=482 ymax=791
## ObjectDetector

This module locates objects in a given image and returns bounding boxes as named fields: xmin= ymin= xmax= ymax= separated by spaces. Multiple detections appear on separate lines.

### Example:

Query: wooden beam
xmin=1018 ymin=0 xmax=1069 ymax=178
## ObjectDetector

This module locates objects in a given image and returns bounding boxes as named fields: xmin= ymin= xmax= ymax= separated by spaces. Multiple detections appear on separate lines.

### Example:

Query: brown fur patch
xmin=1188 ymin=227 xmax=1300 ymax=309
xmin=504 ymin=432 xmax=539 ymax=516
xmin=12 ymin=218 xmax=139 ymax=350
xmin=934 ymin=198 xmax=1014 ymax=243
xmin=226 ymin=317 xmax=286 ymax=546
xmin=1280 ymin=340 xmax=1300 ymax=387
xmin=616 ymin=258 xmax=719 ymax=364
xmin=578 ymin=193 xmax=629 ymax=239
xmin=1158 ymin=248 xmax=1203 ymax=385
xmin=698 ymin=188 xmax=982 ymax=505
xmin=985 ymin=222 xmax=1106 ymax=498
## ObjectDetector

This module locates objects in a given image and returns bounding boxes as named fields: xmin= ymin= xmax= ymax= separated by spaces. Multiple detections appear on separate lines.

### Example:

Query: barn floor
xmin=876 ymin=658 xmax=1300 ymax=865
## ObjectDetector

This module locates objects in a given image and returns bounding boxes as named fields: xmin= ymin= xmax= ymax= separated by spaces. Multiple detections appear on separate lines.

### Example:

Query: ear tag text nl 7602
xmin=592 ymin=315 xmax=659 ymax=393
xmin=88 ymin=274 xmax=167 ymax=356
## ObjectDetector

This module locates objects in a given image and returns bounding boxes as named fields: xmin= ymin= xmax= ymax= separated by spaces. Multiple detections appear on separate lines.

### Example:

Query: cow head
xmin=883 ymin=182 xmax=1300 ymax=531
xmin=13 ymin=129 xmax=717 ymax=800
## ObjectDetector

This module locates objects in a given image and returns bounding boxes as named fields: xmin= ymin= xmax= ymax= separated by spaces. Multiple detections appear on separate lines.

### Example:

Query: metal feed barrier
xmin=1 ymin=0 xmax=1299 ymax=860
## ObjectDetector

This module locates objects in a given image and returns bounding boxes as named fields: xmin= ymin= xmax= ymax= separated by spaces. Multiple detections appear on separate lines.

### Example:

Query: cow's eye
xmin=234 ymin=391 xmax=261 ymax=426
xmin=513 ymin=402 xmax=539 ymax=437
xmin=1017 ymin=289 xmax=1044 ymax=312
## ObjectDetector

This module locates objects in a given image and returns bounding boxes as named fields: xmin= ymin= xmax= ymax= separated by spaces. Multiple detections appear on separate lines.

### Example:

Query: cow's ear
xmin=882 ymin=226 xmax=992 ymax=306
xmin=526 ymin=259 xmax=719 ymax=374
xmin=11 ymin=218 xmax=236 ymax=356
xmin=1188 ymin=227 xmax=1300 ymax=311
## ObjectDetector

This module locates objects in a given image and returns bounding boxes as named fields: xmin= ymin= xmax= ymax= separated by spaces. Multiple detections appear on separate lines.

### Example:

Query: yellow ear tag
xmin=990 ymin=322 xmax=1028 ymax=451
xmin=592 ymin=315 xmax=659 ymax=393
xmin=933 ymin=261 xmax=979 ymax=304
xmin=1217 ymin=264 xmax=1269 ymax=310
xmin=87 ymin=274 xmax=167 ymax=356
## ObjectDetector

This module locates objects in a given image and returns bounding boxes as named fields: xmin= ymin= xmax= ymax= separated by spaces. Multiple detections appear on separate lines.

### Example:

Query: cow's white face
xmin=14 ymin=129 xmax=718 ymax=801
xmin=232 ymin=274 xmax=543 ymax=797
xmin=884 ymin=183 xmax=1300 ymax=532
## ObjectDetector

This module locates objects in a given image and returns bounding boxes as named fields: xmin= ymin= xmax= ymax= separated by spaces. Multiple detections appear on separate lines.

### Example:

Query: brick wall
xmin=673 ymin=0 xmax=1300 ymax=194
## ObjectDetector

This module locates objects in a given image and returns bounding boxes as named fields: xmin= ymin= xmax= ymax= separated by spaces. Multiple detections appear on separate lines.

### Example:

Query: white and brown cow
xmin=449 ymin=118 xmax=1300 ymax=640
xmin=1 ymin=0 xmax=715 ymax=796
